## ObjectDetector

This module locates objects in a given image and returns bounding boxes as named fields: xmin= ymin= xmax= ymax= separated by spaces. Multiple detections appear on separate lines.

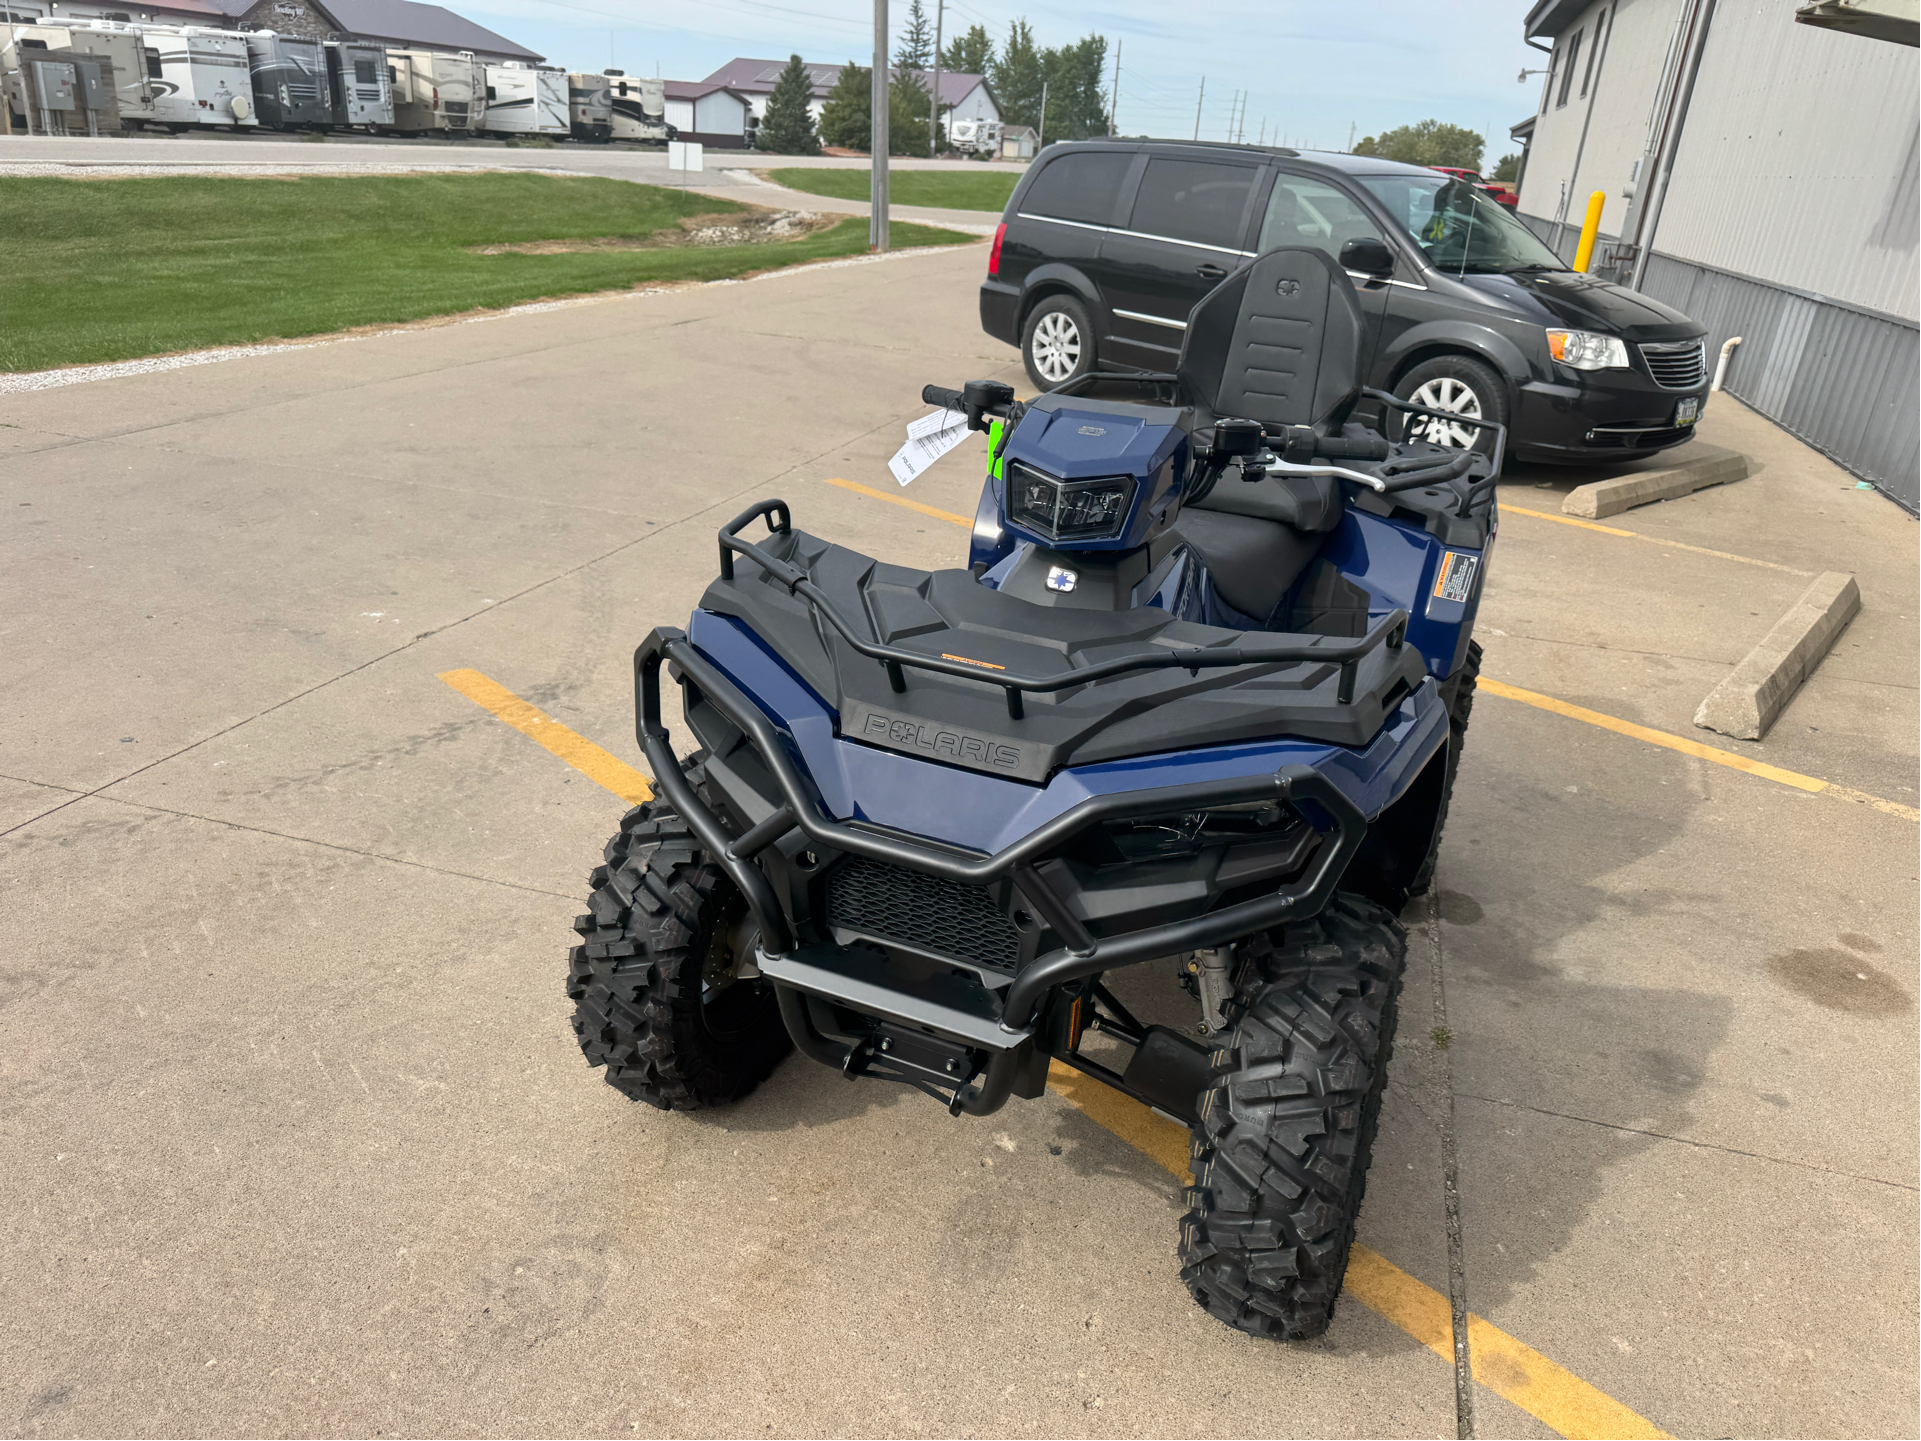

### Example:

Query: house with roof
xmin=662 ymin=79 xmax=752 ymax=148
xmin=13 ymin=0 xmax=539 ymax=61
xmin=699 ymin=55 xmax=999 ymax=133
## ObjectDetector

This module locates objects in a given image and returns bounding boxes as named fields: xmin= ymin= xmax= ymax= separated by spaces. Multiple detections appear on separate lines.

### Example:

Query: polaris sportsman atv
xmin=566 ymin=247 xmax=1500 ymax=1340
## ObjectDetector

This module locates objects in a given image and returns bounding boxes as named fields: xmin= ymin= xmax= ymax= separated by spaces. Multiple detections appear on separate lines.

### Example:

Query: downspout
xmin=1630 ymin=0 xmax=1721 ymax=290
xmin=1551 ymin=3 xmax=1616 ymax=259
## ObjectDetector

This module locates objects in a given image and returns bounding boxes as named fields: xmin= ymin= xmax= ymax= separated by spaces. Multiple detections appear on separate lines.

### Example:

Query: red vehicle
xmin=1431 ymin=165 xmax=1520 ymax=209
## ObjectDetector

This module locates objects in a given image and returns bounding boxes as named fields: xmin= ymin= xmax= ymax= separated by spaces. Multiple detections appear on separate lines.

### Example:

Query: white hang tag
xmin=888 ymin=409 xmax=970 ymax=486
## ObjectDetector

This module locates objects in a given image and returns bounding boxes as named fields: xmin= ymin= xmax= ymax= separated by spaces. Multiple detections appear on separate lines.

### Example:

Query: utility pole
xmin=1108 ymin=37 xmax=1120 ymax=135
xmin=1257 ymin=117 xmax=1265 ymax=147
xmin=871 ymin=0 xmax=889 ymax=251
xmin=928 ymin=0 xmax=943 ymax=157
xmin=1193 ymin=76 xmax=1204 ymax=141
xmin=1037 ymin=79 xmax=1048 ymax=148
xmin=1347 ymin=120 xmax=1355 ymax=152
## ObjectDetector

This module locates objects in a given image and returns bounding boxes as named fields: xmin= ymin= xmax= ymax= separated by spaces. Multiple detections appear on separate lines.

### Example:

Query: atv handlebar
xmin=923 ymin=379 xmax=1020 ymax=435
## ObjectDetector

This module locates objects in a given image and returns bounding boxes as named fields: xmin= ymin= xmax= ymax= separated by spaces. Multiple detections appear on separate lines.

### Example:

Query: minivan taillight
xmin=988 ymin=222 xmax=1006 ymax=277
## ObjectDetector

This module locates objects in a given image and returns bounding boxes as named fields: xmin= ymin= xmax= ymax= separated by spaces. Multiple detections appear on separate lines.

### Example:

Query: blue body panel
xmin=686 ymin=609 xmax=1449 ymax=854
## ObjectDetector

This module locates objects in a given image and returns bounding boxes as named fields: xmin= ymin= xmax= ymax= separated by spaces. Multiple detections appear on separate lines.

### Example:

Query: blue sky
xmin=458 ymin=0 xmax=1547 ymax=165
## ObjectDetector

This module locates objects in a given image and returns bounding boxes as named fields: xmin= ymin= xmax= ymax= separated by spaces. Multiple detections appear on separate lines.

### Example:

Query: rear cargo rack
xmin=716 ymin=500 xmax=1409 ymax=718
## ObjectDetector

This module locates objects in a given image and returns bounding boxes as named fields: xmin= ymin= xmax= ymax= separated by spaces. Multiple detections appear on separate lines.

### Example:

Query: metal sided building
xmin=1513 ymin=0 xmax=1919 ymax=510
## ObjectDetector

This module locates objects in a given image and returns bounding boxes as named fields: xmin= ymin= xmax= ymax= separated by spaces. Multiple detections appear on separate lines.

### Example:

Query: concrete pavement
xmin=1 ymin=245 xmax=1915 ymax=1438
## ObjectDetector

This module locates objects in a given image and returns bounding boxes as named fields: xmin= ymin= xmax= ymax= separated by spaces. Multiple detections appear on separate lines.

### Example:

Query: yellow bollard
xmin=1573 ymin=190 xmax=1606 ymax=273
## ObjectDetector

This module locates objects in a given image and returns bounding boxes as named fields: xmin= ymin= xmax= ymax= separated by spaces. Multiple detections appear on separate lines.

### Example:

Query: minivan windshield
xmin=1356 ymin=174 xmax=1566 ymax=276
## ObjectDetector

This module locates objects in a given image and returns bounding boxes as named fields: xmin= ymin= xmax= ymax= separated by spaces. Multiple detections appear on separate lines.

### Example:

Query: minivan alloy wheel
xmin=1031 ymin=311 xmax=1083 ymax=383
xmin=1406 ymin=376 xmax=1484 ymax=448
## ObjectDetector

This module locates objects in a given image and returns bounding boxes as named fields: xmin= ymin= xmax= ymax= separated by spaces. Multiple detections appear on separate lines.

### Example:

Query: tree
xmin=989 ymin=19 xmax=1044 ymax=130
xmin=894 ymin=0 xmax=934 ymax=69
xmin=755 ymin=54 xmax=821 ymax=155
xmin=1352 ymin=119 xmax=1485 ymax=172
xmin=817 ymin=60 xmax=869 ymax=149
xmin=1490 ymin=152 xmax=1520 ymax=182
xmin=1038 ymin=33 xmax=1107 ymax=144
xmin=941 ymin=23 xmax=992 ymax=75
xmin=887 ymin=68 xmax=931 ymax=155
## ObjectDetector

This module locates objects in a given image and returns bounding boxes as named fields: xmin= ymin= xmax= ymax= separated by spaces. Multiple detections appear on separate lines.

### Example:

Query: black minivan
xmin=979 ymin=139 xmax=1712 ymax=463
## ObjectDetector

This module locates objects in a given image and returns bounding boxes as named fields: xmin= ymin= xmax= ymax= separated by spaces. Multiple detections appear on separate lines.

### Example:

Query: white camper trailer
xmin=145 ymin=27 xmax=257 ymax=130
xmin=566 ymin=70 xmax=610 ymax=142
xmin=607 ymin=72 xmax=668 ymax=144
xmin=3 ymin=21 xmax=157 ymax=130
xmin=324 ymin=39 xmax=391 ymax=129
xmin=480 ymin=61 xmax=565 ymax=138
xmin=947 ymin=116 xmax=1001 ymax=159
xmin=386 ymin=48 xmax=483 ymax=136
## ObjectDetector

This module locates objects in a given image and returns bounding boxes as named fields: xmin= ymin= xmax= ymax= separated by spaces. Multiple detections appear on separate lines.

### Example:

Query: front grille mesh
xmin=827 ymin=856 xmax=1020 ymax=971
xmin=1640 ymin=340 xmax=1706 ymax=390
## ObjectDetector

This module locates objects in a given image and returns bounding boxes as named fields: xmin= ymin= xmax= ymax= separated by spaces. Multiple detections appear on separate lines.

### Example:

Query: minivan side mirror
xmin=1339 ymin=237 xmax=1396 ymax=279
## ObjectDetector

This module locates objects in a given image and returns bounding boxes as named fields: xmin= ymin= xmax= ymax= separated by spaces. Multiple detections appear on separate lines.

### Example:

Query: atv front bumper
xmin=636 ymin=627 xmax=1390 ymax=1110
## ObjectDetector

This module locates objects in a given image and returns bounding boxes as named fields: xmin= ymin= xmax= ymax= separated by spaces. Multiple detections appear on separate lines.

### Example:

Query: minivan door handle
xmin=1195 ymin=263 xmax=1228 ymax=280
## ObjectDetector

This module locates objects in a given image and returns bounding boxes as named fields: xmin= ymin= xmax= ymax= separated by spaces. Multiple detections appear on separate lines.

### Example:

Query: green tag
xmin=987 ymin=418 xmax=1007 ymax=480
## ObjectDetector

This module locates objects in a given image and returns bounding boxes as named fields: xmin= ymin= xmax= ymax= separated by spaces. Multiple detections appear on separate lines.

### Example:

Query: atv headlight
xmin=1101 ymin=801 xmax=1300 ymax=863
xmin=1545 ymin=328 xmax=1630 ymax=370
xmin=1006 ymin=462 xmax=1135 ymax=543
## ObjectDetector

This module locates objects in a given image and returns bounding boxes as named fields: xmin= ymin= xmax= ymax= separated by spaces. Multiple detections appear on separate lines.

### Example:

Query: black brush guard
xmin=636 ymin=627 xmax=1369 ymax=1113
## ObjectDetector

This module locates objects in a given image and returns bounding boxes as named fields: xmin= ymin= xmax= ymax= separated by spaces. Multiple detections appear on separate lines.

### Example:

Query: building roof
xmin=663 ymin=80 xmax=749 ymax=103
xmin=1523 ymin=0 xmax=1589 ymax=41
xmin=700 ymin=56 xmax=990 ymax=108
xmin=312 ymin=0 xmax=541 ymax=60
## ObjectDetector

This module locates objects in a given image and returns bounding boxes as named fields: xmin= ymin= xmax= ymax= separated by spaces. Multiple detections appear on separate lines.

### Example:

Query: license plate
xmin=1675 ymin=396 xmax=1700 ymax=425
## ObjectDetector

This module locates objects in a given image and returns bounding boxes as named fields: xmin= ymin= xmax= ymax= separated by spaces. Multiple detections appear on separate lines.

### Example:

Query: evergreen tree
xmin=1491 ymin=152 xmax=1520 ymax=182
xmin=1353 ymin=120 xmax=1485 ymax=171
xmin=755 ymin=53 xmax=821 ymax=155
xmin=887 ymin=68 xmax=931 ymax=155
xmin=989 ymin=19 xmax=1044 ymax=130
xmin=894 ymin=0 xmax=934 ymax=69
xmin=941 ymin=23 xmax=993 ymax=75
xmin=1037 ymin=34 xmax=1107 ymax=144
xmin=818 ymin=61 xmax=870 ymax=149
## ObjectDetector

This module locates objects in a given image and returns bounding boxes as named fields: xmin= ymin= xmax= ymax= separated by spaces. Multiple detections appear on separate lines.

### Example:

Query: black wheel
xmin=1394 ymin=354 xmax=1509 ymax=455
xmin=1179 ymin=893 xmax=1408 ymax=1341
xmin=566 ymin=756 xmax=791 ymax=1109
xmin=1409 ymin=638 xmax=1480 ymax=897
xmin=1021 ymin=293 xmax=1096 ymax=392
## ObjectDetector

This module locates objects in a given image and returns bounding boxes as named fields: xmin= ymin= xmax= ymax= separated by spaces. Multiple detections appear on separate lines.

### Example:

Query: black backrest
xmin=1176 ymin=247 xmax=1367 ymax=431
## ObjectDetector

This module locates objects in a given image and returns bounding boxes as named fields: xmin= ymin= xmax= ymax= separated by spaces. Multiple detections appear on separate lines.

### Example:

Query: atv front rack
xmin=636 ymin=629 xmax=1367 ymax=1065
xmin=714 ymin=500 xmax=1411 ymax=719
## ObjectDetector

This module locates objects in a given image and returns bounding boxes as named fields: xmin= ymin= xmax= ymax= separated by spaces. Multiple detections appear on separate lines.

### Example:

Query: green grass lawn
xmin=0 ymin=172 xmax=977 ymax=372
xmin=765 ymin=166 xmax=1020 ymax=213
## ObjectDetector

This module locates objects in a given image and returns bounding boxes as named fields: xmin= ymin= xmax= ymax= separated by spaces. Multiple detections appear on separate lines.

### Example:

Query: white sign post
xmin=666 ymin=140 xmax=704 ymax=173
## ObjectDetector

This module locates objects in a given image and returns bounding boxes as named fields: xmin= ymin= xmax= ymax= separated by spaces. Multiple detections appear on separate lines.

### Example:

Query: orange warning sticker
xmin=1432 ymin=551 xmax=1479 ymax=604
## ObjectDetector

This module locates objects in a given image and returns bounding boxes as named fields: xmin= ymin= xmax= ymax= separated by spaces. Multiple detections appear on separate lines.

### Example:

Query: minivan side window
xmin=1128 ymin=157 xmax=1257 ymax=250
xmin=1258 ymin=175 xmax=1385 ymax=269
xmin=1020 ymin=150 xmax=1134 ymax=226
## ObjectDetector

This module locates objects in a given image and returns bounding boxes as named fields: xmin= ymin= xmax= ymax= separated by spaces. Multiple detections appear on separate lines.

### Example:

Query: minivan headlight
xmin=1546 ymin=329 xmax=1630 ymax=370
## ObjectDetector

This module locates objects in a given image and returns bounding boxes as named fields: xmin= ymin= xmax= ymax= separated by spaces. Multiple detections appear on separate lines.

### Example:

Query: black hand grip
xmin=922 ymin=384 xmax=966 ymax=410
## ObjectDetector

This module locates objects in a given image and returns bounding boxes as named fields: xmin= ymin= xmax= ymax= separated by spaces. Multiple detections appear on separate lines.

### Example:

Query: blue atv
xmin=566 ymin=248 xmax=1500 ymax=1340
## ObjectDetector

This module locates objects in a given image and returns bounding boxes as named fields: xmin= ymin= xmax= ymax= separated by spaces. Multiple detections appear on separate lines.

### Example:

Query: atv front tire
xmin=566 ymin=758 xmax=791 ymax=1109
xmin=1179 ymin=893 xmax=1407 ymax=1340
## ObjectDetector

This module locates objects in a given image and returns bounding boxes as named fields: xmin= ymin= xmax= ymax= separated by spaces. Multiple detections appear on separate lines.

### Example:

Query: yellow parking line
xmin=1480 ymin=677 xmax=1919 ymax=821
xmin=1498 ymin=502 xmax=1813 ymax=575
xmin=823 ymin=475 xmax=972 ymax=527
xmin=437 ymin=669 xmax=653 ymax=804
xmin=1047 ymin=1061 xmax=1670 ymax=1441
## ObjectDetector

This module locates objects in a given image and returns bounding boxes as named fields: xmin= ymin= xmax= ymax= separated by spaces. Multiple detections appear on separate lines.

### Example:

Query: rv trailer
xmin=243 ymin=31 xmax=329 ymax=130
xmin=145 ymin=27 xmax=257 ymax=130
xmin=480 ymin=61 xmax=566 ymax=138
xmin=5 ymin=21 xmax=157 ymax=130
xmin=386 ymin=48 xmax=483 ymax=136
xmin=607 ymin=72 xmax=669 ymax=144
xmin=566 ymin=69 xmax=611 ymax=142
xmin=323 ymin=39 xmax=391 ymax=128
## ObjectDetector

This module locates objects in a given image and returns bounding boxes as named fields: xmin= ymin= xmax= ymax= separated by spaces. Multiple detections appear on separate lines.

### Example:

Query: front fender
xmin=1380 ymin=318 xmax=1540 ymax=387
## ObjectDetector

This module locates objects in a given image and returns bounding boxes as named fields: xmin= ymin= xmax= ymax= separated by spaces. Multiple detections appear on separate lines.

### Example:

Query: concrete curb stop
xmin=1562 ymin=443 xmax=1750 ymax=519
xmin=1694 ymin=571 xmax=1861 ymax=741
